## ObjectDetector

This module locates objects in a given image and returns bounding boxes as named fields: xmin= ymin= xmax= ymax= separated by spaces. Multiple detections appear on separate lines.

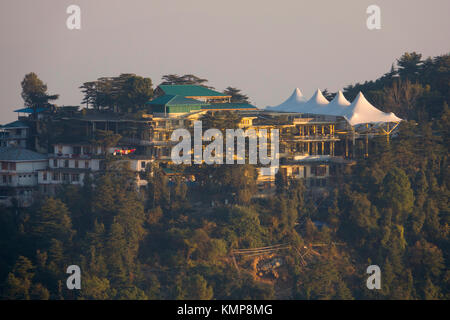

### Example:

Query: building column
xmin=365 ymin=135 xmax=369 ymax=158
xmin=345 ymin=137 xmax=348 ymax=158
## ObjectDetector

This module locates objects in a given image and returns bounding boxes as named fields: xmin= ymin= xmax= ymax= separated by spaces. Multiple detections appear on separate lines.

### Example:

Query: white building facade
xmin=0 ymin=147 xmax=48 ymax=207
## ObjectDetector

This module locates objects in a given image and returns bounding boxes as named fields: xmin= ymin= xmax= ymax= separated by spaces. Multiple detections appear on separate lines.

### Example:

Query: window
xmin=1 ymin=162 xmax=7 ymax=170
xmin=53 ymin=159 xmax=58 ymax=167
xmin=75 ymin=160 xmax=79 ymax=168
xmin=62 ymin=173 xmax=69 ymax=181
xmin=43 ymin=172 xmax=47 ymax=181
xmin=141 ymin=161 xmax=146 ymax=169
xmin=311 ymin=166 xmax=326 ymax=177
xmin=72 ymin=174 xmax=79 ymax=182
xmin=9 ymin=163 xmax=16 ymax=170
xmin=85 ymin=161 xmax=89 ymax=169
xmin=8 ymin=176 xmax=12 ymax=183
xmin=64 ymin=160 xmax=69 ymax=168
xmin=2 ymin=175 xmax=6 ymax=183
xmin=53 ymin=172 xmax=60 ymax=181
xmin=73 ymin=146 xmax=81 ymax=155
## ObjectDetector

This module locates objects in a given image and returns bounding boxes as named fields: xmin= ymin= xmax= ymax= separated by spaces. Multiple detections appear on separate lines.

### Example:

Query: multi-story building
xmin=0 ymin=84 xmax=400 ymax=205
xmin=38 ymin=143 xmax=102 ymax=195
xmin=0 ymin=147 xmax=48 ymax=207
xmin=38 ymin=142 xmax=154 ymax=195
xmin=0 ymin=121 xmax=30 ymax=148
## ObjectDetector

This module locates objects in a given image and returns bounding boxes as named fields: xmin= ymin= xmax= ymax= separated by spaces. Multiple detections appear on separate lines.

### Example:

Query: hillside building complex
xmin=0 ymin=85 xmax=401 ymax=207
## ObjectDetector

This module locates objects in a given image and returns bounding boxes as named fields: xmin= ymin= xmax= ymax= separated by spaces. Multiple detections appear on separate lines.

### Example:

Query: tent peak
xmin=329 ymin=90 xmax=351 ymax=107
xmin=293 ymin=88 xmax=303 ymax=96
xmin=308 ymin=88 xmax=329 ymax=105
xmin=266 ymin=87 xmax=306 ymax=111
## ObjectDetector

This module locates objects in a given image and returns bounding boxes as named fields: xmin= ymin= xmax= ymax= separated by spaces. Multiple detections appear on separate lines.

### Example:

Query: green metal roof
xmin=202 ymin=103 xmax=258 ymax=110
xmin=147 ymin=95 xmax=205 ymax=114
xmin=14 ymin=107 xmax=46 ymax=113
xmin=0 ymin=147 xmax=47 ymax=161
xmin=147 ymin=94 xmax=258 ymax=114
xmin=158 ymin=85 xmax=228 ymax=97
xmin=2 ymin=121 xmax=29 ymax=129
xmin=147 ymin=95 xmax=206 ymax=107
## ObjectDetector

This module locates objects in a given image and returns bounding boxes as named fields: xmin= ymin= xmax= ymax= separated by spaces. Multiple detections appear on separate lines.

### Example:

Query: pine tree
xmin=378 ymin=167 xmax=414 ymax=225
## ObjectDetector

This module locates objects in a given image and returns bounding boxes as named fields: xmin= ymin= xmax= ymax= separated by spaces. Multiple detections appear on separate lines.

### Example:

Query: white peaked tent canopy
xmin=267 ymin=88 xmax=402 ymax=126
xmin=306 ymin=90 xmax=351 ymax=116
xmin=341 ymin=92 xmax=402 ymax=126
xmin=267 ymin=88 xmax=306 ymax=112
xmin=326 ymin=90 xmax=351 ymax=111
xmin=301 ymin=89 xmax=330 ymax=114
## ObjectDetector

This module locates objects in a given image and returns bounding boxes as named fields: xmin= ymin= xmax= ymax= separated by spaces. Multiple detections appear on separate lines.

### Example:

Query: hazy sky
xmin=1 ymin=0 xmax=449 ymax=124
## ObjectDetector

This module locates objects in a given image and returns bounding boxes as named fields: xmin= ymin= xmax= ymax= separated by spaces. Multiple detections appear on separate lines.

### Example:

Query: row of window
xmin=52 ymin=159 xmax=90 ymax=169
xmin=2 ymin=175 xmax=12 ymax=184
xmin=1 ymin=174 xmax=36 ymax=183
xmin=50 ymin=159 xmax=148 ymax=172
xmin=18 ymin=174 xmax=36 ymax=178
xmin=280 ymin=165 xmax=327 ymax=178
xmin=42 ymin=172 xmax=80 ymax=182
xmin=56 ymin=146 xmax=92 ymax=155
xmin=1 ymin=162 xmax=16 ymax=170
xmin=310 ymin=166 xmax=327 ymax=177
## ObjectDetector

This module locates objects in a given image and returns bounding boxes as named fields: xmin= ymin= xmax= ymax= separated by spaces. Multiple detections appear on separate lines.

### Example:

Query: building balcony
xmin=283 ymin=135 xmax=339 ymax=141
xmin=53 ymin=153 xmax=92 ymax=159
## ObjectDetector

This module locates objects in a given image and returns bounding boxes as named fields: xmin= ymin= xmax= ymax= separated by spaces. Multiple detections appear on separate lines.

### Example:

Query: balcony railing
xmin=53 ymin=153 xmax=92 ymax=159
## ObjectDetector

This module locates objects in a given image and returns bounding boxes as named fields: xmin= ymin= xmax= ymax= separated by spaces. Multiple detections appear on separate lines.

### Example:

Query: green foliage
xmin=80 ymin=74 xmax=153 ymax=112
xmin=160 ymin=74 xmax=211 ymax=88
xmin=21 ymin=72 xmax=59 ymax=112
xmin=182 ymin=274 xmax=214 ymax=300
xmin=378 ymin=167 xmax=415 ymax=224
xmin=2 ymin=52 xmax=448 ymax=300
xmin=343 ymin=52 xmax=449 ymax=121
xmin=90 ymin=130 xmax=122 ymax=155
xmin=295 ymin=259 xmax=353 ymax=300
xmin=30 ymin=197 xmax=75 ymax=247
xmin=80 ymin=276 xmax=115 ymax=300
xmin=223 ymin=87 xmax=250 ymax=103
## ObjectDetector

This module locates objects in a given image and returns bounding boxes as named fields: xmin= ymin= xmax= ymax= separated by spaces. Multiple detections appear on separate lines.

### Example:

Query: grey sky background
xmin=1 ymin=0 xmax=449 ymax=124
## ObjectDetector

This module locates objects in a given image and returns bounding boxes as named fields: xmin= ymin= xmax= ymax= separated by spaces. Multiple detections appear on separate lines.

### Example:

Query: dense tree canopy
xmin=223 ymin=87 xmax=250 ymax=104
xmin=21 ymin=73 xmax=59 ymax=114
xmin=80 ymin=74 xmax=153 ymax=112
xmin=160 ymin=74 xmax=211 ymax=87
xmin=1 ymin=52 xmax=448 ymax=300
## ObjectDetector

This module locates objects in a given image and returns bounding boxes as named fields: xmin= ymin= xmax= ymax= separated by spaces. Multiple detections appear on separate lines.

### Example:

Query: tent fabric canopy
xmin=267 ymin=88 xmax=402 ymax=126
xmin=301 ymin=89 xmax=330 ymax=114
xmin=267 ymin=88 xmax=307 ymax=112
xmin=341 ymin=92 xmax=402 ymax=126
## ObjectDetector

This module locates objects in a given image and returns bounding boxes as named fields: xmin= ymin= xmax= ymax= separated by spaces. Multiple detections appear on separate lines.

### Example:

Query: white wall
xmin=49 ymin=158 xmax=101 ymax=171
xmin=0 ymin=160 xmax=47 ymax=187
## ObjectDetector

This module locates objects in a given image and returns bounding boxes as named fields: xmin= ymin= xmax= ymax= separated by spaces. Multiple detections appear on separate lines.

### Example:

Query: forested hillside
xmin=0 ymin=52 xmax=448 ymax=300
